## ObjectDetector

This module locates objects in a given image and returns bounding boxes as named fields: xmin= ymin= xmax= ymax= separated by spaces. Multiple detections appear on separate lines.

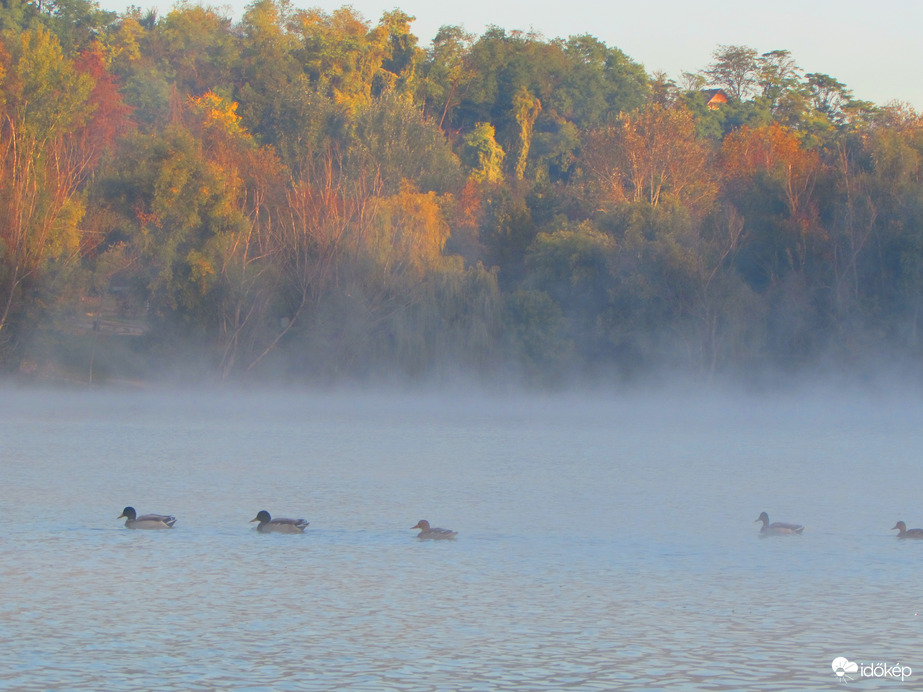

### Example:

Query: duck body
xmin=251 ymin=510 xmax=308 ymax=534
xmin=119 ymin=506 xmax=176 ymax=530
xmin=756 ymin=511 xmax=804 ymax=537
xmin=412 ymin=519 xmax=457 ymax=540
xmin=892 ymin=521 xmax=923 ymax=539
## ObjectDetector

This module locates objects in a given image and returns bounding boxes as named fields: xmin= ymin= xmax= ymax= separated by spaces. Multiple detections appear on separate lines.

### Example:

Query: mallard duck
xmin=755 ymin=511 xmax=804 ymax=536
xmin=118 ymin=506 xmax=176 ymax=530
xmin=411 ymin=519 xmax=457 ymax=540
xmin=892 ymin=521 xmax=923 ymax=539
xmin=250 ymin=510 xmax=308 ymax=534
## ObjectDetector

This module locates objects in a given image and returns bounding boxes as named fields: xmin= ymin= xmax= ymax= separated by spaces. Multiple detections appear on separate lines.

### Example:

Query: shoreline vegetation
xmin=1 ymin=1 xmax=922 ymax=388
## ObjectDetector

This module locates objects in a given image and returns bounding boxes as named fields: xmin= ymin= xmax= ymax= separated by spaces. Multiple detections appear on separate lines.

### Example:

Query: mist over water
xmin=2 ymin=384 xmax=922 ymax=689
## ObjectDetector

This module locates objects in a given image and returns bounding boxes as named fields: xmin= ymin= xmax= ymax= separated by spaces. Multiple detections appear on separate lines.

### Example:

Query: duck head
xmin=118 ymin=506 xmax=137 ymax=520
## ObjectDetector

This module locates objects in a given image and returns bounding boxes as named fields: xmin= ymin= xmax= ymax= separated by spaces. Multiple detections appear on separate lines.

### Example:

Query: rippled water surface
xmin=2 ymin=386 xmax=922 ymax=690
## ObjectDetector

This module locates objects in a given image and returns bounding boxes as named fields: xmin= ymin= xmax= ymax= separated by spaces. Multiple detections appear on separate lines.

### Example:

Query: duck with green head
xmin=118 ymin=506 xmax=176 ymax=530
xmin=251 ymin=510 xmax=309 ymax=534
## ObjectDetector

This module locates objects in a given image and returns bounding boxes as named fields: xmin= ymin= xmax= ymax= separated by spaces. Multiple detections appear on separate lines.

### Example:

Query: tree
xmin=557 ymin=34 xmax=648 ymax=125
xmin=262 ymin=145 xmax=380 ymax=371
xmin=347 ymin=91 xmax=462 ymax=195
xmin=0 ymin=0 xmax=41 ymax=35
xmin=152 ymin=4 xmax=238 ymax=97
xmin=43 ymin=0 xmax=116 ymax=56
xmin=510 ymin=86 xmax=541 ymax=180
xmin=524 ymin=220 xmax=616 ymax=334
xmin=461 ymin=122 xmax=505 ymax=184
xmin=582 ymin=103 xmax=717 ymax=214
xmin=803 ymin=72 xmax=853 ymax=125
xmin=704 ymin=45 xmax=759 ymax=101
xmin=756 ymin=49 xmax=803 ymax=120
xmin=294 ymin=6 xmax=391 ymax=108
xmin=377 ymin=9 xmax=421 ymax=96
xmin=72 ymin=43 xmax=134 ymax=169
xmin=721 ymin=122 xmax=824 ymax=287
xmin=418 ymin=24 xmax=474 ymax=128
xmin=235 ymin=0 xmax=303 ymax=148
xmin=0 ymin=27 xmax=95 ymax=347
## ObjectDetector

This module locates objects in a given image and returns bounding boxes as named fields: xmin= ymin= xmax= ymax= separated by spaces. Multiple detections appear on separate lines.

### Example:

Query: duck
xmin=118 ymin=506 xmax=176 ymax=530
xmin=250 ymin=510 xmax=308 ymax=534
xmin=411 ymin=519 xmax=457 ymax=540
xmin=755 ymin=511 xmax=804 ymax=536
xmin=892 ymin=521 xmax=923 ymax=539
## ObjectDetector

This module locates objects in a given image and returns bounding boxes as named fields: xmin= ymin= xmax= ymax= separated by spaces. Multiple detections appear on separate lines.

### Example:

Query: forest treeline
xmin=1 ymin=0 xmax=922 ymax=386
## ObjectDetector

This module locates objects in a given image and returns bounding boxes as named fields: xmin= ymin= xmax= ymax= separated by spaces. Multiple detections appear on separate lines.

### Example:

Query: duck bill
xmin=249 ymin=517 xmax=260 ymax=523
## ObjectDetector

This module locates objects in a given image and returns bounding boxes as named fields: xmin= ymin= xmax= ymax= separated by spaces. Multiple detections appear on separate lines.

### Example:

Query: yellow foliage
xmin=100 ymin=16 xmax=143 ymax=69
xmin=49 ymin=196 xmax=86 ymax=258
xmin=371 ymin=183 xmax=450 ymax=276
xmin=185 ymin=249 xmax=215 ymax=292
xmin=189 ymin=91 xmax=244 ymax=137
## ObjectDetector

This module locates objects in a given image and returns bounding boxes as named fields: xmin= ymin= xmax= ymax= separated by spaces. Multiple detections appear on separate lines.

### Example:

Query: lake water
xmin=2 ymin=384 xmax=922 ymax=690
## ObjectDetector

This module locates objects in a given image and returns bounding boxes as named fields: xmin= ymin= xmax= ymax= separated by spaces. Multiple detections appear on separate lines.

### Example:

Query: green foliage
xmin=505 ymin=289 xmax=572 ymax=382
xmin=703 ymin=45 xmax=759 ymax=101
xmin=348 ymin=92 xmax=462 ymax=194
xmin=154 ymin=4 xmax=238 ymax=96
xmin=0 ymin=0 xmax=42 ymax=35
xmin=5 ymin=5 xmax=923 ymax=383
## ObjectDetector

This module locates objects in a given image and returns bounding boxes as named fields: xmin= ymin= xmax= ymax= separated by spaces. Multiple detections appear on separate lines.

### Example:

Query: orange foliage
xmin=73 ymin=44 xmax=134 ymax=167
xmin=720 ymin=123 xmax=819 ymax=216
xmin=584 ymin=103 xmax=717 ymax=214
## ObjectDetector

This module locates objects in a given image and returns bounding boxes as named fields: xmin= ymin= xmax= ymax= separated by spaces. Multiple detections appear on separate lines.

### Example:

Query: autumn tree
xmin=261 ymin=145 xmax=380 ymax=373
xmin=99 ymin=9 xmax=172 ymax=129
xmin=582 ymin=103 xmax=717 ymax=214
xmin=721 ymin=122 xmax=825 ymax=297
xmin=0 ymin=27 xmax=96 ymax=350
xmin=294 ymin=6 xmax=392 ymax=108
xmin=95 ymin=89 xmax=286 ymax=377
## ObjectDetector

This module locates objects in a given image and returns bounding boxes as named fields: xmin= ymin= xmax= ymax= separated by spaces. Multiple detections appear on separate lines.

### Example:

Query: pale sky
xmin=101 ymin=0 xmax=923 ymax=109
